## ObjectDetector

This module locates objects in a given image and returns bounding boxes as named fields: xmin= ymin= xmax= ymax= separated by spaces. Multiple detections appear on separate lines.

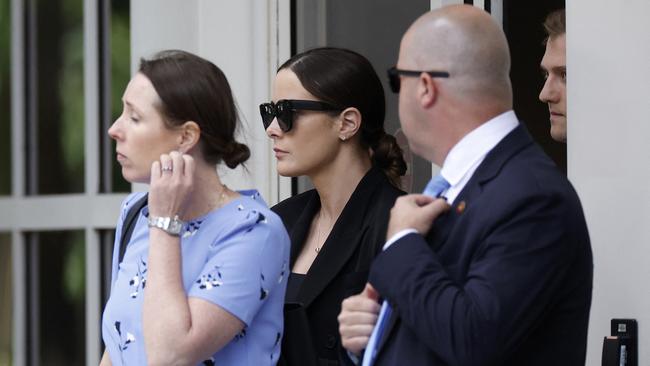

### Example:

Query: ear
xmin=177 ymin=121 xmax=201 ymax=153
xmin=418 ymin=73 xmax=438 ymax=109
xmin=338 ymin=107 xmax=362 ymax=141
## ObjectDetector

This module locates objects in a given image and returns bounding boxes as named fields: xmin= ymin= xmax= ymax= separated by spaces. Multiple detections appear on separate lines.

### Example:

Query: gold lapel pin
xmin=456 ymin=200 xmax=466 ymax=214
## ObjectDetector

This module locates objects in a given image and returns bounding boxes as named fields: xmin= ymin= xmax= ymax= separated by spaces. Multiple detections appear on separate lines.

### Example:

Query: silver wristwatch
xmin=148 ymin=215 xmax=184 ymax=236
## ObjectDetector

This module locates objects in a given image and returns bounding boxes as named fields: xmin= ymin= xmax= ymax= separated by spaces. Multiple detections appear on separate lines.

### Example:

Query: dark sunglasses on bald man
xmin=259 ymin=99 xmax=342 ymax=133
xmin=387 ymin=66 xmax=450 ymax=93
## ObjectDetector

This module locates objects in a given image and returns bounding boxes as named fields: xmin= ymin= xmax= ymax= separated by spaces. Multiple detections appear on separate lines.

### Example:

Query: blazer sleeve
xmin=368 ymin=191 xmax=586 ymax=365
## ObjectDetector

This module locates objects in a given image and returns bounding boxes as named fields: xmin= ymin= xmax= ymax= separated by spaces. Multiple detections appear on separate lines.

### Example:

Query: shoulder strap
xmin=118 ymin=193 xmax=148 ymax=265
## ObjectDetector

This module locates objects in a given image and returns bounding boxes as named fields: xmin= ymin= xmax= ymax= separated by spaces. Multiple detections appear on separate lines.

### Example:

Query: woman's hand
xmin=148 ymin=151 xmax=195 ymax=219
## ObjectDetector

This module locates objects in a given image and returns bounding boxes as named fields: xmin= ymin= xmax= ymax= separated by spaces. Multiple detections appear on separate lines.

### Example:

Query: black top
xmin=272 ymin=167 xmax=405 ymax=366
xmin=286 ymin=272 xmax=306 ymax=304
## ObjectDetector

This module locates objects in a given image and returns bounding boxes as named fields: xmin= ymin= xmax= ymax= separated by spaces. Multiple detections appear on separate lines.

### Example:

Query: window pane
xmin=99 ymin=229 xmax=116 ymax=311
xmin=294 ymin=0 xmax=432 ymax=193
xmin=27 ymin=230 xmax=85 ymax=365
xmin=0 ymin=233 xmax=12 ymax=365
xmin=0 ymin=0 xmax=11 ymax=196
xmin=101 ymin=0 xmax=131 ymax=193
xmin=32 ymin=0 xmax=84 ymax=194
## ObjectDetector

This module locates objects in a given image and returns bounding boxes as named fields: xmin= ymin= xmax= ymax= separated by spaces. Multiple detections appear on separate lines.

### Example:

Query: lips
xmin=273 ymin=147 xmax=288 ymax=158
xmin=116 ymin=152 xmax=127 ymax=164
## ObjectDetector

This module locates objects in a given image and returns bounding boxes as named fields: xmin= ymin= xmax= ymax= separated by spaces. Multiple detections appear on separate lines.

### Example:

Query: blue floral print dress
xmin=102 ymin=190 xmax=290 ymax=365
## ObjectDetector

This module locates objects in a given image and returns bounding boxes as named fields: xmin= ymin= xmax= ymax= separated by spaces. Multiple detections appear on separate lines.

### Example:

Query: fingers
xmin=422 ymin=197 xmax=451 ymax=217
xmin=361 ymin=283 xmax=379 ymax=301
xmin=341 ymin=334 xmax=372 ymax=356
xmin=341 ymin=291 xmax=381 ymax=315
xmin=388 ymin=194 xmax=450 ymax=237
xmin=151 ymin=160 xmax=161 ymax=183
xmin=338 ymin=290 xmax=381 ymax=356
xmin=412 ymin=194 xmax=436 ymax=206
xmin=160 ymin=154 xmax=174 ymax=175
xmin=156 ymin=151 xmax=194 ymax=179
xmin=338 ymin=307 xmax=379 ymax=327
xmin=395 ymin=193 xmax=436 ymax=208
xmin=181 ymin=153 xmax=195 ymax=177
xmin=168 ymin=151 xmax=184 ymax=179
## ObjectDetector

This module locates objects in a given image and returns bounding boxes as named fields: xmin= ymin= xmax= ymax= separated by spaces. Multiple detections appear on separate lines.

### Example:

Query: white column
xmin=83 ymin=0 xmax=101 ymax=362
xmin=568 ymin=1 xmax=650 ymax=364
xmin=10 ymin=0 xmax=26 ymax=365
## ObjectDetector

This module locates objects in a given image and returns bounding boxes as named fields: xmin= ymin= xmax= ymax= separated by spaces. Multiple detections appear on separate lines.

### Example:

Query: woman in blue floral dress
xmin=101 ymin=50 xmax=290 ymax=365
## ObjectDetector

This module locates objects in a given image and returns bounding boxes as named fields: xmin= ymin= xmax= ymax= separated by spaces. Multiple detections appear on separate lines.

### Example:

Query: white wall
xmin=568 ymin=1 xmax=650 ymax=363
xmin=131 ymin=0 xmax=291 ymax=204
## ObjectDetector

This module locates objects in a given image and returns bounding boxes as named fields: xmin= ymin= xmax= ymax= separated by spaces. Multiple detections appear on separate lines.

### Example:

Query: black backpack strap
xmin=118 ymin=193 xmax=148 ymax=265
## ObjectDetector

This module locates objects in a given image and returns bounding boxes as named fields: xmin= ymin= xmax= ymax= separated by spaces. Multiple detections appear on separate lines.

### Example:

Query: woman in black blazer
xmin=260 ymin=47 xmax=406 ymax=365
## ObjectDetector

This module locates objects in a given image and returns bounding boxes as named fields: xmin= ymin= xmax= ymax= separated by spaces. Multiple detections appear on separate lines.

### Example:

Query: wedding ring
xmin=162 ymin=165 xmax=173 ymax=172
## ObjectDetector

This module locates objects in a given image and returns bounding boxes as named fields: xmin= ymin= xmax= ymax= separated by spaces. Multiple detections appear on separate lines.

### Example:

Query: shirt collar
xmin=440 ymin=110 xmax=519 ymax=187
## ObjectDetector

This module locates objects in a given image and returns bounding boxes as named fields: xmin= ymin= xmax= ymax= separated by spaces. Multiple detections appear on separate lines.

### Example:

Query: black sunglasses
xmin=387 ymin=66 xmax=450 ymax=93
xmin=259 ymin=99 xmax=341 ymax=132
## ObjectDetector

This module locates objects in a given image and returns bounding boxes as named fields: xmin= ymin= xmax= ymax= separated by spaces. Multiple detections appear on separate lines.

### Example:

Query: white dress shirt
xmin=384 ymin=110 xmax=519 ymax=250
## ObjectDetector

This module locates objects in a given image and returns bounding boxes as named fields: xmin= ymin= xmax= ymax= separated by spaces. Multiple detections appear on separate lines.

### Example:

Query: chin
xmin=550 ymin=128 xmax=567 ymax=143
xmin=121 ymin=168 xmax=149 ymax=184
xmin=275 ymin=162 xmax=303 ymax=178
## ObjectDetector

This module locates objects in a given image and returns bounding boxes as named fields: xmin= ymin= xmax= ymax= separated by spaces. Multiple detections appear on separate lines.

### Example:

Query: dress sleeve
xmin=188 ymin=207 xmax=289 ymax=326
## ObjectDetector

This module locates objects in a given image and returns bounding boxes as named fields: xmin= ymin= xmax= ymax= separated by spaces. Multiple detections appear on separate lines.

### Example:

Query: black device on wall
xmin=602 ymin=318 xmax=638 ymax=366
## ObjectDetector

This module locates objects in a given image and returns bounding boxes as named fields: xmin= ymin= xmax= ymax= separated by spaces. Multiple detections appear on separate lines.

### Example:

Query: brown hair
xmin=139 ymin=50 xmax=249 ymax=169
xmin=543 ymin=9 xmax=566 ymax=43
xmin=278 ymin=47 xmax=406 ymax=188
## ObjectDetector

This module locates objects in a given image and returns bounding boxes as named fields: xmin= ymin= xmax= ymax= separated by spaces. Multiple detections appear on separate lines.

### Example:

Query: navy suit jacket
xmin=367 ymin=125 xmax=593 ymax=365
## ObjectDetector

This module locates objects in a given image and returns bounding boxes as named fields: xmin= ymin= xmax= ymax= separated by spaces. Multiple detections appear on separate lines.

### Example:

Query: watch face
xmin=168 ymin=220 xmax=183 ymax=235
xmin=149 ymin=216 xmax=184 ymax=236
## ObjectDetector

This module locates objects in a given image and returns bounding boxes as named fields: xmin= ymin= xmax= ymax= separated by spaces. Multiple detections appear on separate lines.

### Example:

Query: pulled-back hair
xmin=278 ymin=47 xmax=406 ymax=188
xmin=139 ymin=50 xmax=249 ymax=169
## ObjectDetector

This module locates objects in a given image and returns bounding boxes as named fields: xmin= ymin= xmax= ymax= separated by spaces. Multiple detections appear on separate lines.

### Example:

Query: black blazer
xmin=272 ymin=167 xmax=404 ymax=366
xmin=363 ymin=125 xmax=593 ymax=365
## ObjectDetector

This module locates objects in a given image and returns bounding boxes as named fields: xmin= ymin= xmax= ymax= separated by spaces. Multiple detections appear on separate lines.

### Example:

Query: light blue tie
xmin=361 ymin=173 xmax=450 ymax=366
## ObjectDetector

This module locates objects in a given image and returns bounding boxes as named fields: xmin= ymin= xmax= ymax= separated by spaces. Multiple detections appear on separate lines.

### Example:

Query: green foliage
xmin=60 ymin=22 xmax=85 ymax=179
xmin=62 ymin=232 xmax=85 ymax=303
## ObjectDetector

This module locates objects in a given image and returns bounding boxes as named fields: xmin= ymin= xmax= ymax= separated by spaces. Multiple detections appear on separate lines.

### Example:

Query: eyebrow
xmin=540 ymin=65 xmax=566 ymax=73
xmin=123 ymin=100 xmax=144 ymax=115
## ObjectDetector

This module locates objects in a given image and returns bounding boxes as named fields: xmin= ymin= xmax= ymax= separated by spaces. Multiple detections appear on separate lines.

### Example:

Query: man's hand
xmin=338 ymin=283 xmax=381 ymax=357
xmin=387 ymin=194 xmax=450 ymax=239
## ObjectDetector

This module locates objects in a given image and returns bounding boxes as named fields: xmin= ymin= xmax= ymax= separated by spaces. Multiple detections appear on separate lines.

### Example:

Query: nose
xmin=108 ymin=117 xmax=122 ymax=141
xmin=265 ymin=118 xmax=283 ymax=139
xmin=539 ymin=77 xmax=557 ymax=104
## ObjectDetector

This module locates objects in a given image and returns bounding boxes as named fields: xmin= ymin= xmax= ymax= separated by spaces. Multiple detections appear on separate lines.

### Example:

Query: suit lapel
xmin=297 ymin=168 xmax=384 ymax=307
xmin=426 ymin=124 xmax=534 ymax=251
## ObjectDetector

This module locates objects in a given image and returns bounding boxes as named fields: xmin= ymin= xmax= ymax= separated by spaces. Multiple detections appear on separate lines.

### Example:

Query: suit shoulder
xmin=486 ymin=146 xmax=583 ymax=215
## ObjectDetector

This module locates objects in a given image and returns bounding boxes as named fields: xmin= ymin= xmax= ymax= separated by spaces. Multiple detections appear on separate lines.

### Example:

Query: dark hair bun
xmin=372 ymin=132 xmax=407 ymax=188
xmin=222 ymin=141 xmax=250 ymax=169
